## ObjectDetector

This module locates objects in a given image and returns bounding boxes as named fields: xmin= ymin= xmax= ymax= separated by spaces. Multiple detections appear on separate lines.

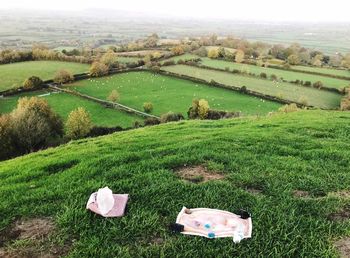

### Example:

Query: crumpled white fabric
xmin=95 ymin=187 xmax=115 ymax=215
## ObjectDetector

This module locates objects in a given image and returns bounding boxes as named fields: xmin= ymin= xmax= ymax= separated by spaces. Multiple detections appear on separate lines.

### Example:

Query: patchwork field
xmin=162 ymin=65 xmax=342 ymax=109
xmin=0 ymin=61 xmax=89 ymax=92
xmin=198 ymin=58 xmax=350 ymax=90
xmin=0 ymin=90 xmax=142 ymax=128
xmin=66 ymin=71 xmax=281 ymax=116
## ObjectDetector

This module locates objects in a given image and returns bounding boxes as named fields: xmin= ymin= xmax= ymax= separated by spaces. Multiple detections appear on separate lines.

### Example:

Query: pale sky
xmin=1 ymin=0 xmax=350 ymax=22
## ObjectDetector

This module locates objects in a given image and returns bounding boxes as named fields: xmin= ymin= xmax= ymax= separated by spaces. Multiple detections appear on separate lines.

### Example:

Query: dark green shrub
xmin=260 ymin=72 xmax=267 ymax=79
xmin=313 ymin=81 xmax=323 ymax=89
xmin=144 ymin=117 xmax=161 ymax=126
xmin=160 ymin=112 xmax=184 ymax=123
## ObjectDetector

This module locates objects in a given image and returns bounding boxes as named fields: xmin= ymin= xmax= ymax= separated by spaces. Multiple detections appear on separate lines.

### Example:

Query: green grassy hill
xmin=1 ymin=111 xmax=350 ymax=257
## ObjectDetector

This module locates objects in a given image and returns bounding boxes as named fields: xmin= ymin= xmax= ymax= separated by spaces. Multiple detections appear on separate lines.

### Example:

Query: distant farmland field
xmin=0 ymin=90 xmax=141 ymax=128
xmin=199 ymin=58 xmax=350 ymax=90
xmin=291 ymin=65 xmax=350 ymax=78
xmin=0 ymin=61 xmax=89 ymax=92
xmin=66 ymin=71 xmax=281 ymax=116
xmin=162 ymin=65 xmax=342 ymax=109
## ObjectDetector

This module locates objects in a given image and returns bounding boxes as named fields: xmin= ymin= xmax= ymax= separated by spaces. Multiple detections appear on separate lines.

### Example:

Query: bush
xmin=177 ymin=59 xmax=185 ymax=65
xmin=313 ymin=81 xmax=323 ymax=89
xmin=66 ymin=107 xmax=92 ymax=140
xmin=207 ymin=110 xmax=241 ymax=120
xmin=11 ymin=97 xmax=63 ymax=153
xmin=54 ymin=69 xmax=74 ymax=84
xmin=163 ymin=60 xmax=175 ymax=66
xmin=224 ymin=67 xmax=230 ymax=71
xmin=160 ymin=112 xmax=184 ymax=123
xmin=143 ymin=102 xmax=153 ymax=113
xmin=240 ymin=86 xmax=247 ymax=93
xmin=90 ymin=62 xmax=109 ymax=77
xmin=270 ymin=74 xmax=278 ymax=81
xmin=304 ymin=81 xmax=311 ymax=86
xmin=107 ymin=90 xmax=120 ymax=103
xmin=23 ymin=76 xmax=43 ymax=90
xmin=260 ymin=72 xmax=267 ymax=79
xmin=278 ymin=103 xmax=299 ymax=113
xmin=144 ymin=117 xmax=161 ymax=126
xmin=133 ymin=121 xmax=142 ymax=128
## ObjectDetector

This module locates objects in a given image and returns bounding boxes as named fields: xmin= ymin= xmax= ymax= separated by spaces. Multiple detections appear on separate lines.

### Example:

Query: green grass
xmin=291 ymin=65 xmax=350 ymax=78
xmin=117 ymin=56 xmax=142 ymax=63
xmin=0 ymin=61 xmax=89 ymax=92
xmin=0 ymin=90 xmax=142 ymax=128
xmin=66 ymin=71 xmax=281 ymax=116
xmin=162 ymin=65 xmax=342 ymax=109
xmin=1 ymin=110 xmax=350 ymax=257
xmin=199 ymin=58 xmax=350 ymax=90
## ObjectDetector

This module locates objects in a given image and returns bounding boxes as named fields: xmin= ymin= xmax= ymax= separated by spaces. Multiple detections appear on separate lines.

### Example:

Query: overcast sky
xmin=1 ymin=0 xmax=350 ymax=22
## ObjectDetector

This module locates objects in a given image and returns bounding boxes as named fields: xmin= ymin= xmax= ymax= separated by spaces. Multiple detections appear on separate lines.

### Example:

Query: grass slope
xmin=66 ymin=71 xmax=281 ymax=116
xmin=1 ymin=111 xmax=350 ymax=257
xmin=0 ymin=90 xmax=142 ymax=127
xmin=162 ymin=65 xmax=342 ymax=109
xmin=0 ymin=61 xmax=89 ymax=92
xmin=199 ymin=58 xmax=350 ymax=90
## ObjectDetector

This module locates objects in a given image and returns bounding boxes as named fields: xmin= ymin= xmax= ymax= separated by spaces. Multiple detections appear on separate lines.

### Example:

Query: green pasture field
xmin=1 ymin=110 xmax=350 ymax=257
xmin=0 ymin=61 xmax=89 ymax=92
xmin=117 ymin=56 xmax=142 ymax=63
xmin=0 ymin=90 xmax=141 ymax=128
xmin=65 ymin=71 xmax=281 ymax=116
xmin=161 ymin=65 xmax=342 ymax=109
xmin=291 ymin=65 xmax=350 ymax=78
xmin=199 ymin=58 xmax=350 ymax=90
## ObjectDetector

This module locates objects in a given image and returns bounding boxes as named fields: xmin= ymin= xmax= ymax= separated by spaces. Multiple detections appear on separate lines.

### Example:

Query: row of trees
xmin=0 ymin=45 xmax=93 ymax=65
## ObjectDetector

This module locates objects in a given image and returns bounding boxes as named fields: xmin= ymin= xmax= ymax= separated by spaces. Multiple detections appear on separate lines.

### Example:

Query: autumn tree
xmin=287 ymin=54 xmax=300 ymax=65
xmin=11 ymin=97 xmax=63 ymax=153
xmin=235 ymin=50 xmax=245 ymax=63
xmin=207 ymin=48 xmax=219 ymax=59
xmin=65 ymin=107 xmax=92 ymax=140
xmin=90 ymin=62 xmax=109 ymax=77
xmin=198 ymin=99 xmax=210 ymax=119
xmin=23 ymin=76 xmax=43 ymax=90
xmin=100 ymin=50 xmax=118 ymax=68
xmin=107 ymin=90 xmax=120 ymax=103
xmin=54 ymin=69 xmax=74 ymax=84
xmin=171 ymin=45 xmax=185 ymax=56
